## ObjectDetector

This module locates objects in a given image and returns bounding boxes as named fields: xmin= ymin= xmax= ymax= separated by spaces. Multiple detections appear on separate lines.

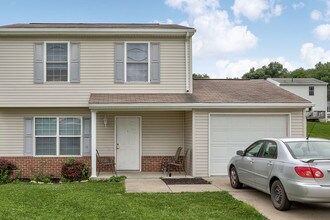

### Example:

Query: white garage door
xmin=210 ymin=114 xmax=289 ymax=175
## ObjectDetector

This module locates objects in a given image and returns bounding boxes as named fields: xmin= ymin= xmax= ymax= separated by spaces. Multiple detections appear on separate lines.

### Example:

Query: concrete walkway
xmin=124 ymin=172 xmax=221 ymax=193
xmin=125 ymin=179 xmax=220 ymax=193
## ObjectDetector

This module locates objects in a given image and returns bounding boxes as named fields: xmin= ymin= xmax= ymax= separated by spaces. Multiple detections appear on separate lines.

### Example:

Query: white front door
xmin=116 ymin=117 xmax=140 ymax=170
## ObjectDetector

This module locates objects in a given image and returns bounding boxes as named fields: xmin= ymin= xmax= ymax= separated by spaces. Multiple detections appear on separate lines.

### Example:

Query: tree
xmin=242 ymin=62 xmax=288 ymax=79
xmin=193 ymin=73 xmax=210 ymax=79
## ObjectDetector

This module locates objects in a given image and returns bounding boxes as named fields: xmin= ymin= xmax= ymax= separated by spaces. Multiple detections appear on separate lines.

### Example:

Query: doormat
xmin=162 ymin=177 xmax=211 ymax=185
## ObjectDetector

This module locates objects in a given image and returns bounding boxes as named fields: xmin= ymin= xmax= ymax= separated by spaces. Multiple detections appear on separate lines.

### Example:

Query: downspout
xmin=185 ymin=32 xmax=189 ymax=92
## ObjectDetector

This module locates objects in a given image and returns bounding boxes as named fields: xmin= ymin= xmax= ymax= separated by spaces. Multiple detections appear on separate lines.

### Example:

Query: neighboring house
xmin=0 ymin=23 xmax=311 ymax=177
xmin=268 ymin=78 xmax=328 ymax=121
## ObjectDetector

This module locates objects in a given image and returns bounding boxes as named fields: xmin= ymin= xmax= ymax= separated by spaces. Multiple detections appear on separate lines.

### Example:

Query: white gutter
xmin=185 ymin=32 xmax=189 ymax=92
xmin=89 ymin=102 xmax=313 ymax=110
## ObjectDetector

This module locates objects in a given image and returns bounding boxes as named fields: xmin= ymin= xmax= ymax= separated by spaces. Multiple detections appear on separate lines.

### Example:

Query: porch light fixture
xmin=103 ymin=114 xmax=108 ymax=127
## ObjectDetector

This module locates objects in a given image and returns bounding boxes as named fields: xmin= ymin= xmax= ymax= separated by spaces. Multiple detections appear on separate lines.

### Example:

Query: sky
xmin=1 ymin=0 xmax=330 ymax=78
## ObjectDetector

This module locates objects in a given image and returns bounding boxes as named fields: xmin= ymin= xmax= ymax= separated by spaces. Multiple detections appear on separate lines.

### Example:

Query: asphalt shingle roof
xmin=270 ymin=78 xmax=327 ymax=85
xmin=89 ymin=79 xmax=309 ymax=104
xmin=0 ymin=23 xmax=193 ymax=30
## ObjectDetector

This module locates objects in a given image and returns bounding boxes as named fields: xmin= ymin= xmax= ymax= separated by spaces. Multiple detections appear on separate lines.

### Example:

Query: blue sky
xmin=1 ymin=0 xmax=330 ymax=78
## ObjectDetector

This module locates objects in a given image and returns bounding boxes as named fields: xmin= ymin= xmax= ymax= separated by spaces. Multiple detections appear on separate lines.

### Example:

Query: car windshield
xmin=285 ymin=141 xmax=330 ymax=159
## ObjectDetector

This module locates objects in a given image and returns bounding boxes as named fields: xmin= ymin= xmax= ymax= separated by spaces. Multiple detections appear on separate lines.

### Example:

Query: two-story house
xmin=0 ymin=23 xmax=311 ymax=177
xmin=268 ymin=78 xmax=328 ymax=121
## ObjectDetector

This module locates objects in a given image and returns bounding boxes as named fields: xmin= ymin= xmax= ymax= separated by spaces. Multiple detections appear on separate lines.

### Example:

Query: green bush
xmin=0 ymin=160 xmax=17 ymax=184
xmin=31 ymin=162 xmax=53 ymax=183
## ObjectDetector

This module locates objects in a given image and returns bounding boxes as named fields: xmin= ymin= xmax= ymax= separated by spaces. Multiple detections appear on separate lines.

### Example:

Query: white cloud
xmin=215 ymin=57 xmax=294 ymax=78
xmin=300 ymin=43 xmax=330 ymax=67
xmin=311 ymin=10 xmax=322 ymax=21
xmin=231 ymin=0 xmax=283 ymax=22
xmin=314 ymin=24 xmax=330 ymax=40
xmin=272 ymin=4 xmax=283 ymax=17
xmin=292 ymin=2 xmax=304 ymax=10
xmin=165 ymin=0 xmax=219 ymax=16
xmin=152 ymin=18 xmax=174 ymax=24
xmin=165 ymin=0 xmax=258 ymax=57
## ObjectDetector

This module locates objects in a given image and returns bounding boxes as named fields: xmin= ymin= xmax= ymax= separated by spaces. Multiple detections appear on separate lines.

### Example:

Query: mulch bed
xmin=162 ymin=177 xmax=211 ymax=185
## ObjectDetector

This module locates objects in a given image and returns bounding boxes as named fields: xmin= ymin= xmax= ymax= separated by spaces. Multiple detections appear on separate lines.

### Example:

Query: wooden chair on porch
xmin=96 ymin=150 xmax=116 ymax=176
xmin=167 ymin=147 xmax=188 ymax=176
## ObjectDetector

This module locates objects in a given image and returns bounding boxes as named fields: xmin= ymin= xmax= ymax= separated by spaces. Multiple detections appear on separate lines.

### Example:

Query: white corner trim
xmin=91 ymin=111 xmax=97 ymax=177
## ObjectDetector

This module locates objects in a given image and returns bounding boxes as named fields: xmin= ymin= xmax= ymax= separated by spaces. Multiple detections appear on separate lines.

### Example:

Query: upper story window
xmin=34 ymin=42 xmax=80 ymax=84
xmin=114 ymin=42 xmax=159 ymax=84
xmin=309 ymin=86 xmax=314 ymax=96
xmin=126 ymin=43 xmax=149 ymax=82
xmin=46 ymin=43 xmax=69 ymax=82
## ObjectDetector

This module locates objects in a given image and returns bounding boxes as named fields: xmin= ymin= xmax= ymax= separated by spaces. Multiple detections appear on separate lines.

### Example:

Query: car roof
xmin=260 ymin=137 xmax=329 ymax=142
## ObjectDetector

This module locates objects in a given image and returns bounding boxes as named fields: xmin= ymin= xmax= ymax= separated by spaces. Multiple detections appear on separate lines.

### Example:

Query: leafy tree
xmin=193 ymin=73 xmax=210 ymax=79
xmin=241 ymin=61 xmax=330 ymax=84
xmin=242 ymin=62 xmax=288 ymax=79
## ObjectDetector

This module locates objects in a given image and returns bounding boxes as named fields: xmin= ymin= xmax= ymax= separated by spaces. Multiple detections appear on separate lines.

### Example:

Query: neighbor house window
xmin=35 ymin=117 xmax=81 ymax=156
xmin=46 ymin=43 xmax=69 ymax=82
xmin=309 ymin=86 xmax=314 ymax=96
xmin=126 ymin=43 xmax=149 ymax=82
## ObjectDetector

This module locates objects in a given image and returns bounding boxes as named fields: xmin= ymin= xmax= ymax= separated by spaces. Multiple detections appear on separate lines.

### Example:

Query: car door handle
xmin=267 ymin=162 xmax=273 ymax=166
xmin=250 ymin=160 xmax=254 ymax=164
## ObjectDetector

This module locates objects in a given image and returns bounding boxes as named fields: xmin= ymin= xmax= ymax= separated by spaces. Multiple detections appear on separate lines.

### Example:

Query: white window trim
xmin=124 ymin=42 xmax=150 ymax=83
xmin=44 ymin=41 xmax=71 ymax=83
xmin=33 ymin=116 xmax=82 ymax=157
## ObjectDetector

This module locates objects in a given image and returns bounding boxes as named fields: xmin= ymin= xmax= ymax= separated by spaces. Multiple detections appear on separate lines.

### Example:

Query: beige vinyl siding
xmin=184 ymin=111 xmax=193 ymax=175
xmin=291 ymin=109 xmax=305 ymax=137
xmin=193 ymin=110 xmax=209 ymax=177
xmin=0 ymin=108 xmax=90 ymax=156
xmin=192 ymin=108 xmax=306 ymax=177
xmin=96 ymin=111 xmax=184 ymax=156
xmin=0 ymin=38 xmax=190 ymax=107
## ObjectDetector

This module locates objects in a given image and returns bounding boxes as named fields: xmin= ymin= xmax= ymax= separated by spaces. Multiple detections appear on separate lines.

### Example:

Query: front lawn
xmin=0 ymin=181 xmax=265 ymax=220
xmin=307 ymin=122 xmax=330 ymax=139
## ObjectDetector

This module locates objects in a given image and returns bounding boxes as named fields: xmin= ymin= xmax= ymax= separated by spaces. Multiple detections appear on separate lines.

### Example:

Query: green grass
xmin=0 ymin=181 xmax=266 ymax=220
xmin=307 ymin=122 xmax=330 ymax=139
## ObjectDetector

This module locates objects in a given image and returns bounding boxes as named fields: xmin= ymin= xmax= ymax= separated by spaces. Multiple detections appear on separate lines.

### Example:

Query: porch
xmin=90 ymin=111 xmax=193 ymax=177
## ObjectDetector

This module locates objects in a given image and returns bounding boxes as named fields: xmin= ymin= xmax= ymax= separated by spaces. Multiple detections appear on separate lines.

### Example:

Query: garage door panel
xmin=210 ymin=114 xmax=288 ymax=175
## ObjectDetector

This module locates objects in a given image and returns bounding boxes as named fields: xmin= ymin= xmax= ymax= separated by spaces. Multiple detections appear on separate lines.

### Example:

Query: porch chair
xmin=96 ymin=150 xmax=116 ymax=176
xmin=167 ymin=147 xmax=188 ymax=175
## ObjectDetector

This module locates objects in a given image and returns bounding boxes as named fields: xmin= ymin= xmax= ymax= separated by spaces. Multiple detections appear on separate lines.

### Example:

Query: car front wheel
xmin=270 ymin=180 xmax=291 ymax=211
xmin=229 ymin=166 xmax=243 ymax=189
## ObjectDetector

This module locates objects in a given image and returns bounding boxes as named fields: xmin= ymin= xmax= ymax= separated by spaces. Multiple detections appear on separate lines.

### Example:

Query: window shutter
xmin=150 ymin=42 xmax=160 ymax=83
xmin=24 ymin=117 xmax=33 ymax=156
xmin=114 ymin=42 xmax=125 ymax=83
xmin=70 ymin=42 xmax=80 ymax=83
xmin=82 ymin=117 xmax=91 ymax=156
xmin=34 ymin=43 xmax=44 ymax=83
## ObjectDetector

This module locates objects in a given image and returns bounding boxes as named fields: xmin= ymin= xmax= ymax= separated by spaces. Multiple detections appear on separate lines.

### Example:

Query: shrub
xmin=31 ymin=162 xmax=53 ymax=183
xmin=0 ymin=160 xmax=17 ymax=184
xmin=61 ymin=158 xmax=90 ymax=182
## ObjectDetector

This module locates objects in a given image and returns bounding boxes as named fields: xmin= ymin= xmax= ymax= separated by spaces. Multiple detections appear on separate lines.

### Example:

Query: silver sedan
xmin=228 ymin=138 xmax=330 ymax=211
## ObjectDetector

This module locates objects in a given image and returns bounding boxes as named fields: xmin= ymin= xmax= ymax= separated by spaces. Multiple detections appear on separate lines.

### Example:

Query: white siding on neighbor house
xmin=0 ymin=108 xmax=90 ymax=156
xmin=184 ymin=111 xmax=193 ymax=175
xmin=96 ymin=111 xmax=184 ymax=157
xmin=280 ymin=85 xmax=327 ymax=112
xmin=0 ymin=37 xmax=192 ymax=107
xmin=192 ymin=108 xmax=305 ymax=177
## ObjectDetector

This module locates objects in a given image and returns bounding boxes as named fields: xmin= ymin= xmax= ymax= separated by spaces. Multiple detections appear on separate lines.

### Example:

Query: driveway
xmin=209 ymin=177 xmax=330 ymax=220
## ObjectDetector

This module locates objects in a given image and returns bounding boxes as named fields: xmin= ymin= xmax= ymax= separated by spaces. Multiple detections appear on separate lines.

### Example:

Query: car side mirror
xmin=236 ymin=150 xmax=244 ymax=156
